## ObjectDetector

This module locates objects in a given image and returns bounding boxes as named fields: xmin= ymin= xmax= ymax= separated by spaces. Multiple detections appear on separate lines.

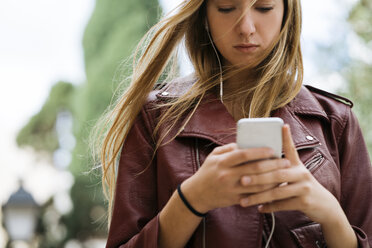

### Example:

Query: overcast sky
xmin=0 ymin=0 xmax=360 ymax=206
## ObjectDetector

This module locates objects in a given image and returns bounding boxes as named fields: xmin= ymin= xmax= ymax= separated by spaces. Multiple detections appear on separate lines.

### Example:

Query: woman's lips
xmin=234 ymin=44 xmax=259 ymax=53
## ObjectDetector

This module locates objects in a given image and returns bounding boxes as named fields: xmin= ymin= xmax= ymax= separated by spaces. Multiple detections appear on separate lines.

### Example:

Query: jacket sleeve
xmin=106 ymin=106 xmax=160 ymax=248
xmin=338 ymin=108 xmax=372 ymax=248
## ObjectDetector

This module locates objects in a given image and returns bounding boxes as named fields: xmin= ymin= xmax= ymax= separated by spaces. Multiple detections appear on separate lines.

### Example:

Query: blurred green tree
xmin=349 ymin=0 xmax=372 ymax=42
xmin=17 ymin=81 xmax=75 ymax=154
xmin=345 ymin=0 xmax=372 ymax=156
xmin=17 ymin=0 xmax=160 ymax=246
xmin=66 ymin=0 xmax=159 ymax=242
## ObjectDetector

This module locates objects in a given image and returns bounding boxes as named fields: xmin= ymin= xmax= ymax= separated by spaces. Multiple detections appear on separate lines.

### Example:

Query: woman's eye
xmin=218 ymin=7 xmax=236 ymax=13
xmin=256 ymin=7 xmax=274 ymax=13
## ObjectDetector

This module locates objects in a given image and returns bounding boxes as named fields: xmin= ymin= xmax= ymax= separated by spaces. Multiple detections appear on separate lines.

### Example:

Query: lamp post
xmin=2 ymin=183 xmax=39 ymax=248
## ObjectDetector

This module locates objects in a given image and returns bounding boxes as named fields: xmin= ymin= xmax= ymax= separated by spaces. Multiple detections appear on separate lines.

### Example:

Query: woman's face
xmin=206 ymin=0 xmax=284 ymax=67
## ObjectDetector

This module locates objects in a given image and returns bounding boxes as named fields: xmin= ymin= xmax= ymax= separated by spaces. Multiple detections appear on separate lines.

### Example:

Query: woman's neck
xmin=221 ymin=70 xmax=255 ymax=121
xmin=222 ymin=67 xmax=256 ymax=95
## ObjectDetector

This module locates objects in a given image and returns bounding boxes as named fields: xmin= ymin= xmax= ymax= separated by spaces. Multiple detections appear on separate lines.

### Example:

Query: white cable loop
xmin=264 ymin=212 xmax=275 ymax=248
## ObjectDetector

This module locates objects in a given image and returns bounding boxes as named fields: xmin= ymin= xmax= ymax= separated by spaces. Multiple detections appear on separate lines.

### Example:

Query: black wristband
xmin=177 ymin=184 xmax=207 ymax=218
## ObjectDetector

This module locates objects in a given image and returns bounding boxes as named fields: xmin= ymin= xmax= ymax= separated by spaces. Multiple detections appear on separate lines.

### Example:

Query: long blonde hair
xmin=95 ymin=0 xmax=303 ymax=225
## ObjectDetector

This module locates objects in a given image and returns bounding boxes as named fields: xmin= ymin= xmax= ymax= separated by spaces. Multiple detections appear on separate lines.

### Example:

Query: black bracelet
xmin=177 ymin=184 xmax=207 ymax=218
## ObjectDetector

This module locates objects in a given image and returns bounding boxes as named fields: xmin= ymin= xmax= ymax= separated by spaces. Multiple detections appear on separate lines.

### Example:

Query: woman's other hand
xmin=180 ymin=142 xmax=290 ymax=214
xmin=239 ymin=124 xmax=342 ymax=225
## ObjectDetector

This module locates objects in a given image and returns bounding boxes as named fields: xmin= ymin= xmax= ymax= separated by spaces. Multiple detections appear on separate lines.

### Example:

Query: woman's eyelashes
xmin=217 ymin=6 xmax=274 ymax=14
xmin=256 ymin=6 xmax=274 ymax=13
xmin=218 ymin=7 xmax=236 ymax=13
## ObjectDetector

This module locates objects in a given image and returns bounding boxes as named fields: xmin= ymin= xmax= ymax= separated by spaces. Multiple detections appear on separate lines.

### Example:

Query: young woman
xmin=99 ymin=0 xmax=372 ymax=247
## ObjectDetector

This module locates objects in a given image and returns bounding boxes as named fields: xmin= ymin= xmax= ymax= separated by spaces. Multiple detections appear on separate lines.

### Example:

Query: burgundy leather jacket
xmin=106 ymin=77 xmax=372 ymax=248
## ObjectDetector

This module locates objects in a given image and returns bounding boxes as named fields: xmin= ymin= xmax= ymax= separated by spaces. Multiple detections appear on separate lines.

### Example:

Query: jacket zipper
xmin=280 ymin=143 xmax=321 ymax=158
xmin=304 ymin=153 xmax=324 ymax=172
xmin=296 ymin=144 xmax=325 ymax=172
xmin=296 ymin=143 xmax=321 ymax=152
xmin=195 ymin=139 xmax=206 ymax=248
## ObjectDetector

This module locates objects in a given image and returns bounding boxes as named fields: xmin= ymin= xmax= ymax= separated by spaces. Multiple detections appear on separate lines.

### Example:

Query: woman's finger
xmin=236 ymin=183 xmax=278 ymax=194
xmin=217 ymin=147 xmax=275 ymax=168
xmin=240 ymin=165 xmax=310 ymax=186
xmin=236 ymin=158 xmax=290 ymax=178
xmin=257 ymin=197 xmax=300 ymax=213
xmin=282 ymin=125 xmax=301 ymax=165
xmin=239 ymin=181 xmax=309 ymax=207
xmin=212 ymin=143 xmax=237 ymax=155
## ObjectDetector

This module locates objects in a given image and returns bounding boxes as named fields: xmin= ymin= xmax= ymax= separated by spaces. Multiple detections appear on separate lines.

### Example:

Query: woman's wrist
xmin=180 ymin=177 xmax=211 ymax=214
xmin=177 ymin=184 xmax=207 ymax=217
xmin=320 ymin=201 xmax=357 ymax=248
xmin=159 ymin=181 xmax=206 ymax=248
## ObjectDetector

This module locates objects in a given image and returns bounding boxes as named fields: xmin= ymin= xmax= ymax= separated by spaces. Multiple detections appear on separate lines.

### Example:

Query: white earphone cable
xmin=264 ymin=212 xmax=275 ymax=248
xmin=206 ymin=23 xmax=224 ymax=103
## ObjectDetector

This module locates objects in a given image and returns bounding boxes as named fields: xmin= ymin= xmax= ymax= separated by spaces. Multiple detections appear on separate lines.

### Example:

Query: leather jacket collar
xmin=156 ymin=76 xmax=329 ymax=151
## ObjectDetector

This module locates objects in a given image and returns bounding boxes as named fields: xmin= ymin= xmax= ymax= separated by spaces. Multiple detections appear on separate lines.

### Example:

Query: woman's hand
xmin=239 ymin=124 xmax=342 ymax=224
xmin=237 ymin=124 xmax=358 ymax=248
xmin=180 ymin=142 xmax=291 ymax=214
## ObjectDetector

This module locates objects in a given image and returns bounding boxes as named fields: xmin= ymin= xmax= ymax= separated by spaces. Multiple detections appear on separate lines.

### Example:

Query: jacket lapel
xmin=178 ymin=94 xmax=237 ymax=145
xmin=272 ymin=106 xmax=321 ymax=151
xmin=279 ymin=85 xmax=329 ymax=150
xmin=158 ymin=79 xmax=327 ymax=150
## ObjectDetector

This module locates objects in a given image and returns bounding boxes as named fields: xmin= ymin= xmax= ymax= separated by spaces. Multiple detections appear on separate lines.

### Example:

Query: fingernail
xmin=241 ymin=198 xmax=249 ymax=206
xmin=283 ymin=159 xmax=290 ymax=167
xmin=268 ymin=148 xmax=275 ymax=157
xmin=258 ymin=205 xmax=264 ymax=212
xmin=242 ymin=176 xmax=251 ymax=185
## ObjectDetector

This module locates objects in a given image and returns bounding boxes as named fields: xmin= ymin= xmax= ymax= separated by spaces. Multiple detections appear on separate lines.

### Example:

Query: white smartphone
xmin=237 ymin=118 xmax=284 ymax=158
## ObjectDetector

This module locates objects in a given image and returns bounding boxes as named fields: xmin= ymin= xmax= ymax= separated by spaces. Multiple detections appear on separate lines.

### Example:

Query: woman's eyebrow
xmin=213 ymin=0 xmax=276 ymax=5
xmin=255 ymin=0 xmax=276 ymax=4
xmin=213 ymin=0 xmax=240 ymax=4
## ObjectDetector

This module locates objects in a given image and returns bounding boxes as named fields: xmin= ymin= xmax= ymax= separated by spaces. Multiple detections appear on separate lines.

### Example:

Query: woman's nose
xmin=237 ymin=11 xmax=256 ymax=36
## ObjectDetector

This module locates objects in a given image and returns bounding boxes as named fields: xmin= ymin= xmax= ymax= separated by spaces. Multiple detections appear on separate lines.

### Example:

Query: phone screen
xmin=237 ymin=118 xmax=283 ymax=158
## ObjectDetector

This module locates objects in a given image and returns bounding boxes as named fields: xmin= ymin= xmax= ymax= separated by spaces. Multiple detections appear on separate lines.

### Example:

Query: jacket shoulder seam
xmin=305 ymin=85 xmax=354 ymax=108
xmin=335 ymin=107 xmax=350 ymax=146
xmin=302 ymin=85 xmax=352 ymax=125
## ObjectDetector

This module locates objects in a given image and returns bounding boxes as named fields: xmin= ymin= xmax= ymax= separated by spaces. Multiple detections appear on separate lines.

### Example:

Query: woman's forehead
xmin=210 ymin=0 xmax=277 ymax=3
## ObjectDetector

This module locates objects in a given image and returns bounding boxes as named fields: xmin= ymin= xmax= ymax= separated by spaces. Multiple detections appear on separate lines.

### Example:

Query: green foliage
xmin=17 ymin=0 xmax=160 ymax=246
xmin=349 ymin=0 xmax=372 ymax=42
xmin=343 ymin=63 xmax=372 ymax=156
xmin=16 ymin=81 xmax=75 ymax=153
xmin=67 ymin=0 xmax=160 ymax=243
xmin=345 ymin=0 xmax=372 ymax=158
xmin=62 ymin=176 xmax=107 ymax=240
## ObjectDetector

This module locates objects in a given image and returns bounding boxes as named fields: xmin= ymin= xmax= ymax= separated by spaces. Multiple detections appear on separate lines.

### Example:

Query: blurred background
xmin=0 ymin=0 xmax=371 ymax=247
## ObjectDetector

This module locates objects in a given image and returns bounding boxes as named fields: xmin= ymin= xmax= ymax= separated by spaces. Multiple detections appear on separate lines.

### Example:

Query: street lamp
xmin=2 ymin=183 xmax=39 ymax=246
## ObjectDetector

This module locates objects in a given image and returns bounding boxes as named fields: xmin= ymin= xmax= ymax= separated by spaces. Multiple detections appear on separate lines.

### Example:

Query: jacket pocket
xmin=303 ymin=152 xmax=325 ymax=173
xmin=290 ymin=223 xmax=327 ymax=248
